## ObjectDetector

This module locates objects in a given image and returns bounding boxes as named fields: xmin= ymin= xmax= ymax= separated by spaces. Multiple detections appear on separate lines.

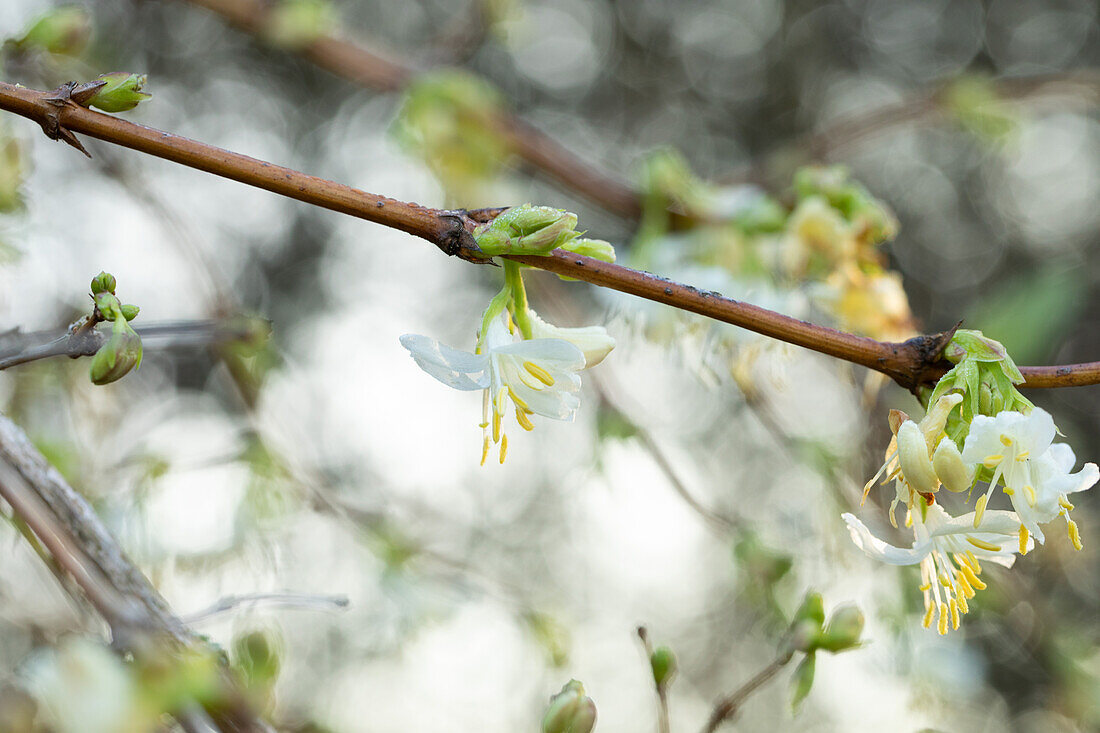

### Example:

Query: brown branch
xmin=0 ymin=81 xmax=1095 ymax=389
xmin=701 ymin=651 xmax=793 ymax=733
xmin=0 ymin=412 xmax=271 ymax=731
xmin=177 ymin=0 xmax=643 ymax=219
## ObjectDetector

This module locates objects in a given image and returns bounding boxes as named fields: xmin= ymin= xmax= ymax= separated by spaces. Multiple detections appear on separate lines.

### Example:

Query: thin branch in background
xmin=700 ymin=651 xmax=793 ymax=733
xmin=178 ymin=0 xmax=643 ymax=219
xmin=182 ymin=592 xmax=350 ymax=625
xmin=0 ymin=82 xmax=1097 ymax=389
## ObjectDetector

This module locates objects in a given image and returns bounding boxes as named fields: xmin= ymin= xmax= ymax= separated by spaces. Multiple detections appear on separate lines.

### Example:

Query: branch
xmin=0 ymin=412 xmax=271 ymax=731
xmin=701 ymin=651 xmax=793 ymax=733
xmin=177 ymin=0 xmax=643 ymax=219
xmin=0 ymin=81 xmax=1096 ymax=390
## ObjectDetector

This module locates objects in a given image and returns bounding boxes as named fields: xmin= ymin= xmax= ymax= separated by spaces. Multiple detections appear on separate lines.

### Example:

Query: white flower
xmin=400 ymin=314 xmax=587 ymax=464
xmin=526 ymin=309 xmax=615 ymax=367
xmin=961 ymin=407 xmax=1098 ymax=547
xmin=843 ymin=502 xmax=1031 ymax=634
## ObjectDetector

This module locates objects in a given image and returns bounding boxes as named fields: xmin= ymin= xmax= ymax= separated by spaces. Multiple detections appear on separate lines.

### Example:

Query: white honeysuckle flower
xmin=961 ymin=407 xmax=1098 ymax=547
xmin=400 ymin=314 xmax=586 ymax=464
xmin=863 ymin=393 xmax=970 ymax=524
xmin=526 ymin=309 xmax=615 ymax=368
xmin=843 ymin=502 xmax=1032 ymax=634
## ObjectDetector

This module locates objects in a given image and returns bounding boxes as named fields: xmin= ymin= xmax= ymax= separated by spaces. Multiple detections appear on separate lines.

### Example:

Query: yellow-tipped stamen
xmin=522 ymin=361 xmax=555 ymax=386
xmin=967 ymin=536 xmax=1002 ymax=552
xmin=937 ymin=603 xmax=949 ymax=635
xmin=983 ymin=454 xmax=1003 ymax=468
xmin=1019 ymin=525 xmax=1029 ymax=555
xmin=919 ymin=582 xmax=932 ymax=592
xmin=480 ymin=435 xmax=490 ymax=466
xmin=1068 ymin=519 xmax=1083 ymax=551
xmin=499 ymin=434 xmax=508 ymax=464
xmin=515 ymin=408 xmax=535 ymax=432
xmin=1003 ymin=487 xmax=1014 ymax=495
xmin=973 ymin=493 xmax=989 ymax=528
xmin=478 ymin=421 xmax=489 ymax=429
xmin=956 ymin=589 xmax=969 ymax=613
xmin=1060 ymin=496 xmax=1075 ymax=512
xmin=495 ymin=387 xmax=507 ymax=416
xmin=965 ymin=551 xmax=982 ymax=574
xmin=938 ymin=573 xmax=953 ymax=588
xmin=1023 ymin=484 xmax=1037 ymax=507
xmin=506 ymin=385 xmax=530 ymax=412
xmin=922 ymin=602 xmax=935 ymax=629
xmin=949 ymin=599 xmax=960 ymax=630
xmin=958 ymin=563 xmax=986 ymax=591
xmin=1016 ymin=451 xmax=1029 ymax=461
xmin=904 ymin=508 xmax=913 ymax=528
xmin=999 ymin=434 xmax=1013 ymax=447
xmin=955 ymin=571 xmax=975 ymax=599
xmin=492 ymin=409 xmax=502 ymax=443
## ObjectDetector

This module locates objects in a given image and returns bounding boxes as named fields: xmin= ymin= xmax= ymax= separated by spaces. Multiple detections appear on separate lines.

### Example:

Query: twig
xmin=182 ymin=592 xmax=350 ymax=625
xmin=701 ymin=651 xmax=793 ymax=733
xmin=0 ymin=81 xmax=1097 ymax=390
xmin=177 ymin=0 xmax=643 ymax=219
xmin=0 ymin=412 xmax=271 ymax=731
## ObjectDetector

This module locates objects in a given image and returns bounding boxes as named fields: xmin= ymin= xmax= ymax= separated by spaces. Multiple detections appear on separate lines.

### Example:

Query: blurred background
xmin=1 ymin=0 xmax=1099 ymax=731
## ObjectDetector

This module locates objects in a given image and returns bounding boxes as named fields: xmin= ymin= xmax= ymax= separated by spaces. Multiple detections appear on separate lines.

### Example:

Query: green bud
xmin=789 ymin=652 xmax=815 ymax=714
xmin=792 ymin=591 xmax=825 ymax=628
xmin=89 ymin=321 xmax=142 ymax=385
xmin=85 ymin=73 xmax=151 ymax=113
xmin=120 ymin=304 xmax=140 ymax=321
xmin=233 ymin=630 xmax=282 ymax=687
xmin=560 ymin=237 xmax=615 ymax=263
xmin=788 ymin=591 xmax=826 ymax=652
xmin=474 ymin=205 xmax=580 ymax=256
xmin=10 ymin=6 xmax=91 ymax=56
xmin=542 ymin=680 xmax=596 ymax=733
xmin=650 ymin=646 xmax=677 ymax=688
xmin=90 ymin=270 xmax=116 ymax=295
xmin=944 ymin=329 xmax=1009 ymax=364
xmin=816 ymin=605 xmax=864 ymax=653
xmin=263 ymin=0 xmax=337 ymax=49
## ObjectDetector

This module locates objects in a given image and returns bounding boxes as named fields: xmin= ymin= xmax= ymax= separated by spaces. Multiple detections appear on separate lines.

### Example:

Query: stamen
xmin=499 ymin=434 xmax=508 ymax=464
xmin=967 ymin=536 xmax=1001 ymax=552
xmin=1023 ymin=484 xmax=1037 ymax=507
xmin=922 ymin=603 xmax=935 ymax=629
xmin=937 ymin=603 xmax=949 ymax=635
xmin=1015 ymin=451 xmax=1029 ymax=461
xmin=1003 ymin=487 xmax=1014 ymax=495
xmin=492 ymin=410 xmax=502 ymax=444
xmin=1068 ymin=520 xmax=1083 ymax=551
xmin=949 ymin=600 xmax=960 ymax=630
xmin=955 ymin=571 xmax=975 ymax=599
xmin=958 ymin=563 xmax=986 ymax=590
xmin=495 ymin=387 xmax=507 ymax=416
xmin=973 ymin=493 xmax=988 ymax=528
xmin=938 ymin=574 xmax=953 ymax=588
xmin=1060 ymin=496 xmax=1075 ymax=512
xmin=965 ymin=551 xmax=982 ymax=574
xmin=478 ymin=421 xmax=489 ymax=429
xmin=983 ymin=454 xmax=1003 ymax=468
xmin=1019 ymin=525 xmax=1030 ymax=555
xmin=522 ymin=361 xmax=555 ymax=386
xmin=904 ymin=508 xmax=913 ymax=529
xmin=918 ymin=582 xmax=932 ymax=592
xmin=507 ymin=385 xmax=530 ymax=412
xmin=956 ymin=589 xmax=969 ymax=613
xmin=480 ymin=435 xmax=490 ymax=466
xmin=516 ymin=408 xmax=535 ymax=432
xmin=999 ymin=434 xmax=1013 ymax=447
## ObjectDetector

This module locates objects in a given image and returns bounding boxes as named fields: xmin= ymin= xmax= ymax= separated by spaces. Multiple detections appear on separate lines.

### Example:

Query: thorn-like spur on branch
xmin=0 ymin=81 xmax=1097 ymax=390
xmin=178 ymin=0 xmax=644 ymax=219
xmin=0 ymin=412 xmax=271 ymax=731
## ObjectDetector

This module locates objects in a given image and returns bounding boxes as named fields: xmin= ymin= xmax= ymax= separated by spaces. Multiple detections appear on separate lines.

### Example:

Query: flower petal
xmin=400 ymin=334 xmax=490 ymax=391
xmin=842 ymin=513 xmax=930 ymax=565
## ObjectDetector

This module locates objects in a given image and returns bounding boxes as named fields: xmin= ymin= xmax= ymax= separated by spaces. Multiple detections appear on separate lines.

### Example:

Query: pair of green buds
xmin=473 ymin=204 xmax=615 ymax=262
xmin=88 ymin=271 xmax=142 ymax=385
xmin=786 ymin=592 xmax=865 ymax=712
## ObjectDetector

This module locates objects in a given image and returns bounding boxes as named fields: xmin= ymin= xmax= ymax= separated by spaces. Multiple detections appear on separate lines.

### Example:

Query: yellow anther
xmin=967 ymin=536 xmax=1002 ymax=552
xmin=522 ymin=361 xmax=555 ymax=386
xmin=1068 ymin=520 xmax=1083 ymax=551
xmin=956 ymin=589 xmax=969 ymax=613
xmin=959 ymin=563 xmax=986 ymax=591
xmin=983 ymin=454 xmax=1003 ymax=468
xmin=922 ymin=603 xmax=935 ymax=629
xmin=495 ymin=387 xmax=508 ymax=415
xmin=904 ymin=509 xmax=913 ymax=529
xmin=504 ymin=385 xmax=526 ymax=411
xmin=1016 ymin=451 xmax=1029 ymax=461
xmin=492 ymin=410 xmax=502 ymax=444
xmin=937 ymin=603 xmax=949 ymax=635
xmin=999 ymin=434 xmax=1013 ymax=447
xmin=516 ymin=408 xmax=535 ymax=432
xmin=973 ymin=494 xmax=988 ymax=528
xmin=1060 ymin=497 xmax=1075 ymax=512
xmin=918 ymin=582 xmax=932 ymax=592
xmin=949 ymin=600 xmax=960 ymax=630
xmin=1003 ymin=487 xmax=1014 ymax=495
xmin=965 ymin=551 xmax=982 ymax=574
xmin=938 ymin=574 xmax=954 ymax=588
xmin=1023 ymin=485 xmax=1037 ymax=507
xmin=478 ymin=421 xmax=489 ymax=429
xmin=480 ymin=435 xmax=490 ymax=466
xmin=955 ymin=572 xmax=975 ymax=599
xmin=499 ymin=434 xmax=508 ymax=464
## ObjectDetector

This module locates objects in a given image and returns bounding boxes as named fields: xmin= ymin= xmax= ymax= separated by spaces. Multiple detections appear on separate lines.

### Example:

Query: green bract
xmin=473 ymin=204 xmax=580 ymax=256
xmin=86 ymin=73 xmax=152 ymax=113
xmin=541 ymin=680 xmax=596 ymax=733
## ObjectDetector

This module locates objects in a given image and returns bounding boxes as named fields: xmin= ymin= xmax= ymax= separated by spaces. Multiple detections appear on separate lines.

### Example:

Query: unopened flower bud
xmin=11 ymin=7 xmax=91 ymax=56
xmin=897 ymin=421 xmax=939 ymax=494
xmin=560 ymin=237 xmax=616 ymax=263
xmin=85 ymin=73 xmax=151 ymax=113
xmin=475 ymin=205 xmax=579 ymax=256
xmin=233 ymin=630 xmax=282 ymax=687
xmin=789 ymin=592 xmax=825 ymax=652
xmin=542 ymin=680 xmax=596 ymax=733
xmin=816 ymin=605 xmax=864 ymax=652
xmin=90 ymin=271 xmax=116 ymax=295
xmin=650 ymin=646 xmax=677 ymax=688
xmin=119 ymin=304 xmax=140 ymax=322
xmin=932 ymin=438 xmax=973 ymax=493
xmin=89 ymin=321 xmax=142 ymax=385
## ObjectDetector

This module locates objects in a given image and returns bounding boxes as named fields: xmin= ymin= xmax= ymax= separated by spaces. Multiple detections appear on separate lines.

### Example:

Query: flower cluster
xmin=400 ymin=207 xmax=614 ymax=464
xmin=845 ymin=331 xmax=1097 ymax=634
